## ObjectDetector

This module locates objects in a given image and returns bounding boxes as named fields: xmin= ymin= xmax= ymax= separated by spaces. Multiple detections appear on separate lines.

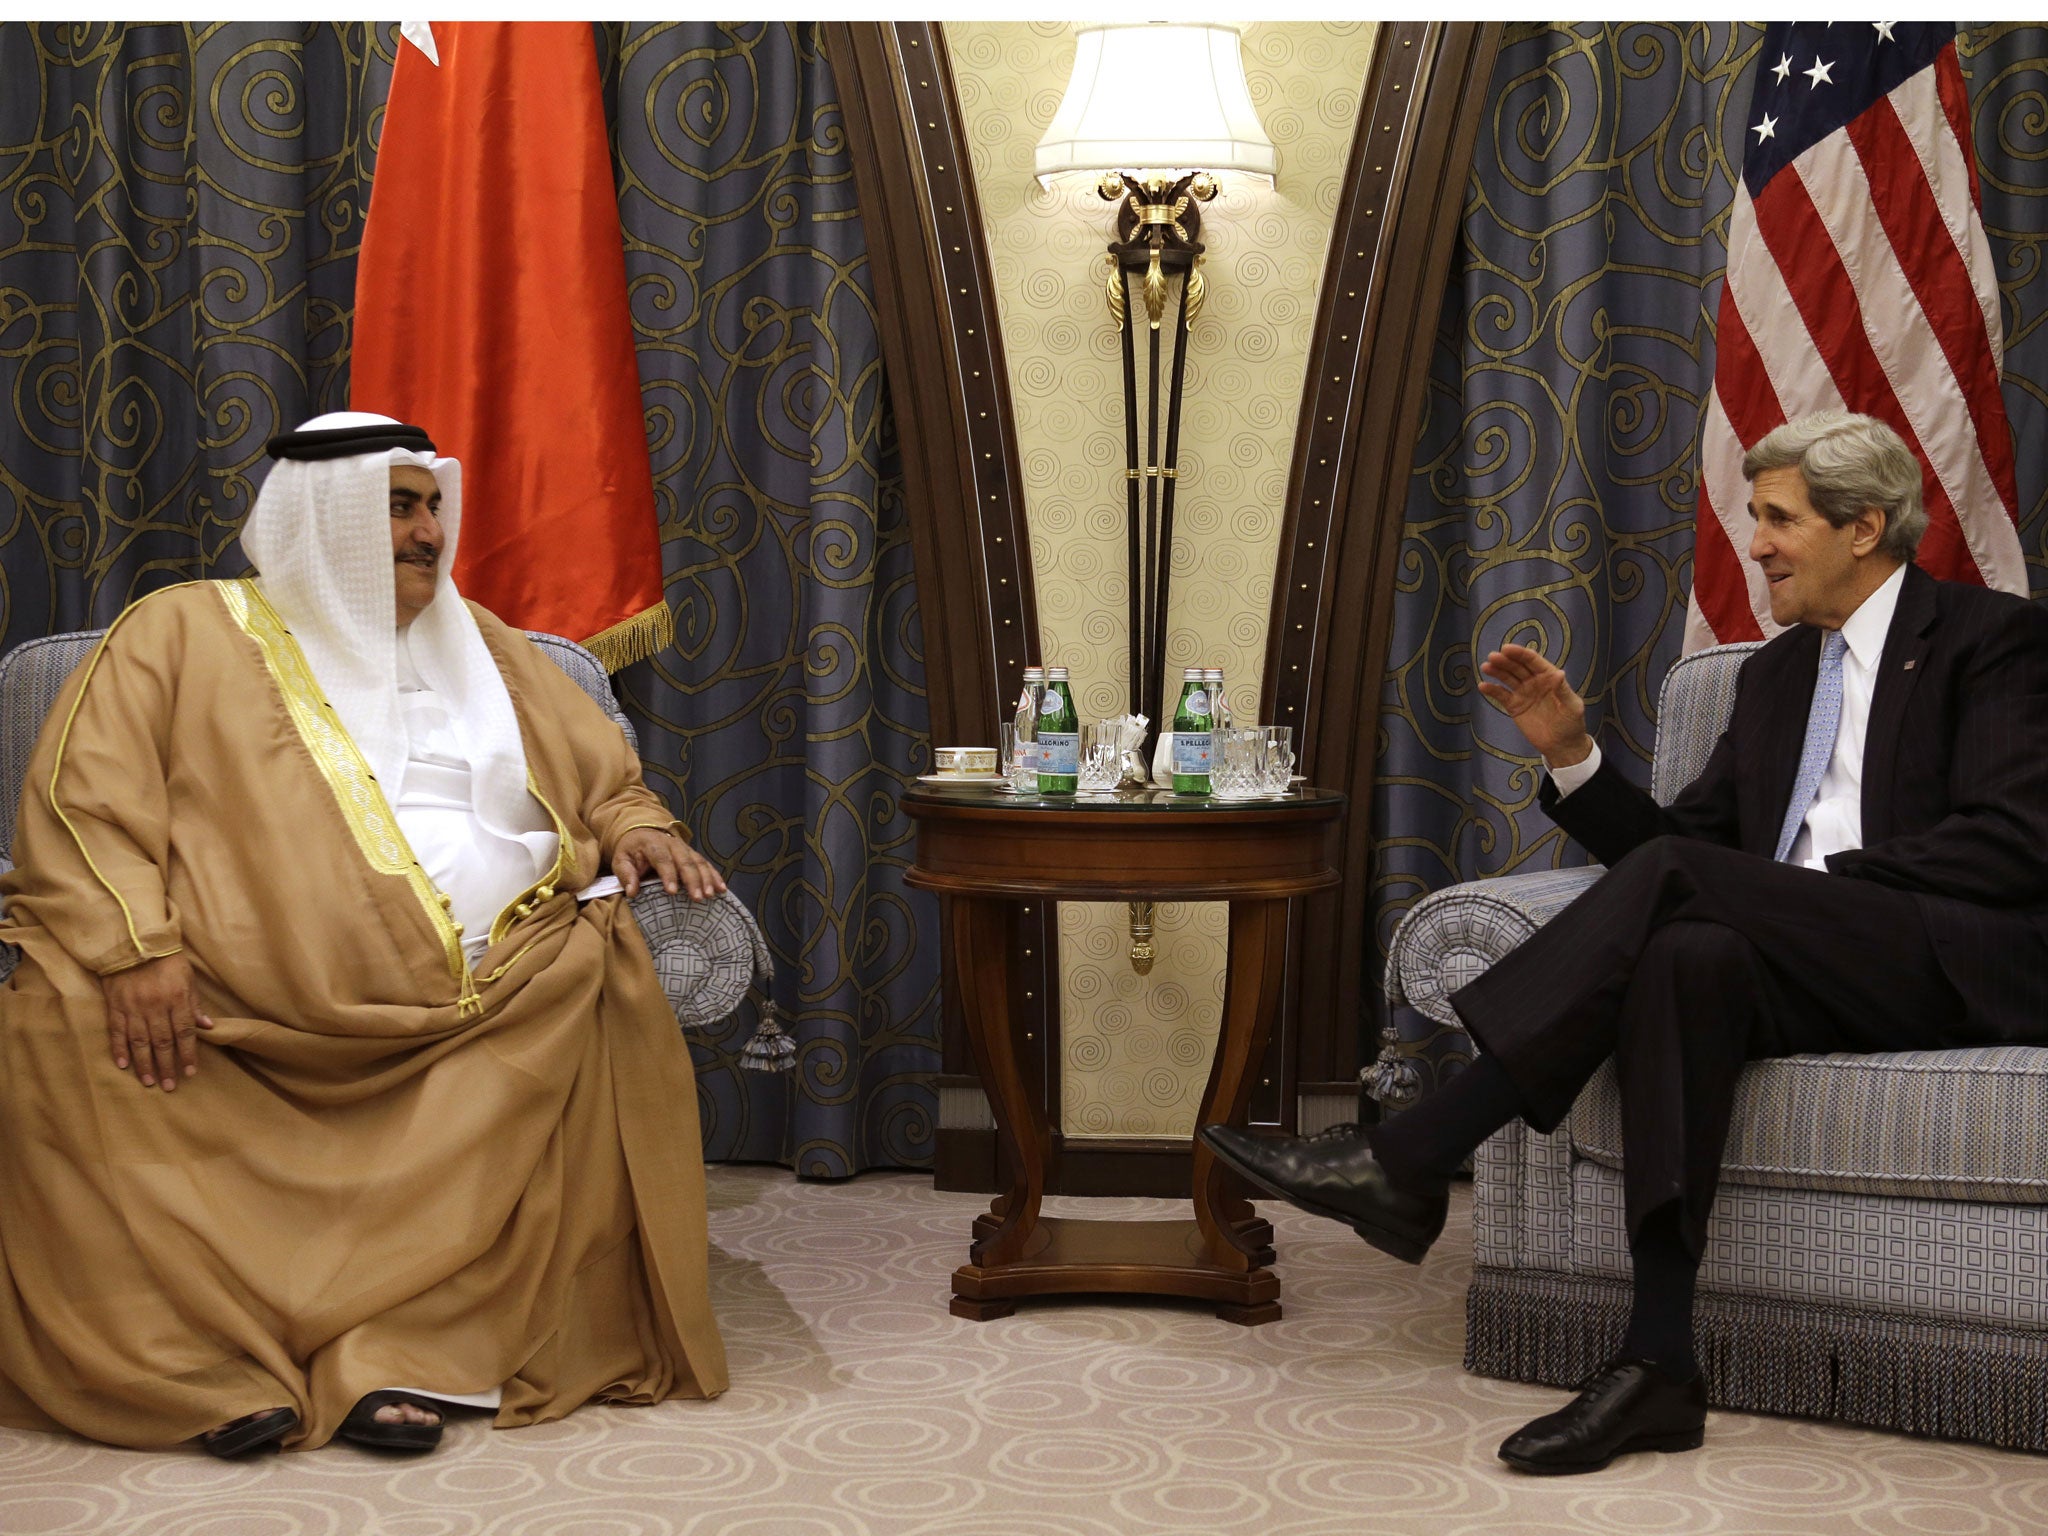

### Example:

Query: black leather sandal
xmin=198 ymin=1406 xmax=297 ymax=1457
xmin=338 ymin=1390 xmax=445 ymax=1452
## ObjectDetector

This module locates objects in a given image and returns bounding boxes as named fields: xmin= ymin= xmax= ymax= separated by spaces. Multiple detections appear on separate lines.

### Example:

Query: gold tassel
xmin=580 ymin=600 xmax=673 ymax=673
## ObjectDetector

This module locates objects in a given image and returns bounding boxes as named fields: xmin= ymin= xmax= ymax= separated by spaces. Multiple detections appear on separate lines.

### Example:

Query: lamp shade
xmin=1034 ymin=23 xmax=1276 ymax=184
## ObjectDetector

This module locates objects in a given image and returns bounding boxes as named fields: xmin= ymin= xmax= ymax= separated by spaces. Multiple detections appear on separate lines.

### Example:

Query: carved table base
xmin=906 ymin=787 xmax=1342 ymax=1326
xmin=945 ymin=891 xmax=1294 ymax=1324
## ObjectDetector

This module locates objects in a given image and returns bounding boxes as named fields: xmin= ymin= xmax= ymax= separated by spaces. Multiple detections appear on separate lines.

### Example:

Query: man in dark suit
xmin=1203 ymin=410 xmax=2048 ymax=1474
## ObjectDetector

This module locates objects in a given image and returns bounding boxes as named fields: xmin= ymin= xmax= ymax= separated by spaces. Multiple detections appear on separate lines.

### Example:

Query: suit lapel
xmin=1862 ymin=562 xmax=1937 ymax=844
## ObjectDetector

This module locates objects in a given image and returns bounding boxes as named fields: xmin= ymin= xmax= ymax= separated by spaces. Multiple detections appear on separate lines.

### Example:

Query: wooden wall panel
xmin=1260 ymin=23 xmax=1503 ymax=1095
xmin=825 ymin=22 xmax=1055 ymax=1182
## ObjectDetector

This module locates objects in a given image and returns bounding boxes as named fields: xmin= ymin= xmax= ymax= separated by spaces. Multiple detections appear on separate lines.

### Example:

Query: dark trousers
xmin=1451 ymin=835 xmax=1969 ymax=1254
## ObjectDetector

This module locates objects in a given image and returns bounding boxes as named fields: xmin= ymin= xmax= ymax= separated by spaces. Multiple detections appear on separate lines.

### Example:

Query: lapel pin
xmin=1903 ymin=660 xmax=1916 ymax=670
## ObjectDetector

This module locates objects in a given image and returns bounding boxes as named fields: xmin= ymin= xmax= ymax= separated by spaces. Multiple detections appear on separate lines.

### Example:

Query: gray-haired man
xmin=1205 ymin=410 xmax=2048 ymax=1473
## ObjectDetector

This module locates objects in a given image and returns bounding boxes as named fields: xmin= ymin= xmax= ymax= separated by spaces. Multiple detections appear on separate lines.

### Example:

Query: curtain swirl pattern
xmin=1960 ymin=24 xmax=2048 ymax=587
xmin=0 ymin=21 xmax=937 ymax=1174
xmin=602 ymin=23 xmax=938 ymax=1174
xmin=1374 ymin=24 xmax=1761 ymax=951
xmin=0 ymin=22 xmax=390 ymax=647
xmin=1373 ymin=23 xmax=2048 ymax=1095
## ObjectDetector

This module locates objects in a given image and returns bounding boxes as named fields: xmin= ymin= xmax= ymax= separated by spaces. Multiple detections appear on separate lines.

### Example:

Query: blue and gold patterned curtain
xmin=1374 ymin=23 xmax=1762 ymax=958
xmin=1961 ymin=23 xmax=2048 ymax=579
xmin=604 ymin=24 xmax=939 ymax=1173
xmin=0 ymin=20 xmax=939 ymax=1174
xmin=1373 ymin=21 xmax=2048 ymax=1056
xmin=0 ymin=23 xmax=388 ymax=642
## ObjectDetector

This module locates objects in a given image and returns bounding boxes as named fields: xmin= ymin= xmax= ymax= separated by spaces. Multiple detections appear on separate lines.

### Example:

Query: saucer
xmin=916 ymin=772 xmax=1009 ymax=786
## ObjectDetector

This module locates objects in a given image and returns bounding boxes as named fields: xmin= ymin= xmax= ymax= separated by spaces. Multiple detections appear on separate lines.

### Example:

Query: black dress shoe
xmin=1498 ymin=1357 xmax=1708 ymax=1474
xmin=1197 ymin=1122 xmax=1448 ymax=1264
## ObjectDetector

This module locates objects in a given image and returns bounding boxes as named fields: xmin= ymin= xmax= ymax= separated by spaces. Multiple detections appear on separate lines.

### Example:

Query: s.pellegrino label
xmin=1036 ymin=668 xmax=1079 ymax=793
xmin=1171 ymin=668 xmax=1212 ymax=795
xmin=1012 ymin=666 xmax=1044 ymax=788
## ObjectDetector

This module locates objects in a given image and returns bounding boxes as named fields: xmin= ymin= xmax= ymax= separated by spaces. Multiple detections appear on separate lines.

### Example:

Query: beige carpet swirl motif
xmin=5 ymin=1167 xmax=2047 ymax=1534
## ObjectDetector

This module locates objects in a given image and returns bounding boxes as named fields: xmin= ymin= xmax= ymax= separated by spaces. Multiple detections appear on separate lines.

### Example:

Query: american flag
xmin=1687 ymin=21 xmax=2027 ymax=650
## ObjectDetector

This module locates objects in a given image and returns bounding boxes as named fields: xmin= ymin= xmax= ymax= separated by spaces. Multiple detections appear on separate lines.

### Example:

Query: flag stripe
xmin=1890 ymin=66 xmax=2006 ymax=378
xmin=1796 ymin=132 xmax=2021 ymax=590
xmin=1709 ymin=266 xmax=1789 ymax=450
xmin=1691 ymin=289 xmax=1776 ymax=642
xmin=1694 ymin=392 xmax=1767 ymax=644
xmin=1847 ymin=92 xmax=2018 ymax=524
xmin=1723 ymin=186 xmax=1848 ymax=427
xmin=354 ymin=23 xmax=667 ymax=660
xmin=1934 ymin=46 xmax=1984 ymax=216
xmin=1748 ymin=170 xmax=1983 ymax=586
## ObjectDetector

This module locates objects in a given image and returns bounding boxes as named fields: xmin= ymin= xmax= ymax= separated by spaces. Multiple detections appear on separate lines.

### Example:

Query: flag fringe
xmin=580 ymin=600 xmax=672 ymax=673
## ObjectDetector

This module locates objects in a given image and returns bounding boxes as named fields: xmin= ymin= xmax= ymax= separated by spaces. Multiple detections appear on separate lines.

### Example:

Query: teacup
xmin=933 ymin=746 xmax=998 ymax=777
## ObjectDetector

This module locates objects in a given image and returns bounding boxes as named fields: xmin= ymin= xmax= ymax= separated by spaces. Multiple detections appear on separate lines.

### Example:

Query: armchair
xmin=1374 ymin=640 xmax=2048 ymax=1452
xmin=0 ymin=622 xmax=783 ymax=1068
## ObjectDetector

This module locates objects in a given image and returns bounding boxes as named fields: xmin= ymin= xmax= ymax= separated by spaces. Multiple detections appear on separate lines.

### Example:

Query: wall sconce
xmin=1037 ymin=22 xmax=1275 ymax=972
xmin=1037 ymin=22 xmax=1275 ymax=738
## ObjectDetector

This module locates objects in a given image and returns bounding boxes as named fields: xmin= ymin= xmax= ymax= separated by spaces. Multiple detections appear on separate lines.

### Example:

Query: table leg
xmin=942 ymin=891 xmax=1289 ymax=1327
xmin=949 ymin=895 xmax=1048 ymax=1317
xmin=1192 ymin=897 xmax=1290 ymax=1285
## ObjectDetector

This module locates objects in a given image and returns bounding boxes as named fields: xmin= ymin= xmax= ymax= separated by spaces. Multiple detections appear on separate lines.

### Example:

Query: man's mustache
xmin=396 ymin=549 xmax=439 ymax=567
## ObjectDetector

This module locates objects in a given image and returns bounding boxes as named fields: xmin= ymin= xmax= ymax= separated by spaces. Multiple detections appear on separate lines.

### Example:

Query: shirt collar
xmin=1835 ymin=560 xmax=1908 ymax=669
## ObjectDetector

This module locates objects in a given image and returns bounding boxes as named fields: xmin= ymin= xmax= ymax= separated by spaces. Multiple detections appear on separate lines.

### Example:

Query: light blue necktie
xmin=1774 ymin=628 xmax=1848 ymax=863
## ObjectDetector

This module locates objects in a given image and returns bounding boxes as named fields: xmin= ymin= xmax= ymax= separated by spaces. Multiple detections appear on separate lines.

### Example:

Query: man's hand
xmin=1477 ymin=643 xmax=1594 ymax=768
xmin=100 ymin=953 xmax=212 ymax=1092
xmin=613 ymin=827 xmax=728 ymax=901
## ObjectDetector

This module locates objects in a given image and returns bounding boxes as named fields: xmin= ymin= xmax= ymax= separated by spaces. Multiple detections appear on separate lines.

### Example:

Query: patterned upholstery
xmin=0 ymin=621 xmax=760 ymax=1027
xmin=1387 ymin=639 xmax=2048 ymax=1450
xmin=522 ymin=630 xmax=640 ymax=756
xmin=1569 ymin=1161 xmax=2048 ymax=1328
xmin=1647 ymin=640 xmax=1761 ymax=803
xmin=0 ymin=632 xmax=104 ymax=864
xmin=1370 ymin=867 xmax=1602 ymax=1110
xmin=633 ymin=884 xmax=763 ymax=1031
xmin=1386 ymin=867 xmax=1606 ymax=1029
xmin=1569 ymin=1050 xmax=2048 ymax=1204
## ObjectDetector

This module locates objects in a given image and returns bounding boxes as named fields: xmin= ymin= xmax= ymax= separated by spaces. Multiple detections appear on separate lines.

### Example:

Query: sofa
xmin=0 ymin=622 xmax=780 ymax=1056
xmin=1373 ymin=640 xmax=2048 ymax=1452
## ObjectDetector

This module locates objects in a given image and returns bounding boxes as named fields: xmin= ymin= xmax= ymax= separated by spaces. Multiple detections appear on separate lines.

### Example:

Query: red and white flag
xmin=353 ymin=22 xmax=670 ymax=671
xmin=1688 ymin=22 xmax=2026 ymax=651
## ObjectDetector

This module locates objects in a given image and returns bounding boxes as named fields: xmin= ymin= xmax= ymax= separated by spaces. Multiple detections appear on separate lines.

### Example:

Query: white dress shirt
xmin=1550 ymin=561 xmax=1907 ymax=871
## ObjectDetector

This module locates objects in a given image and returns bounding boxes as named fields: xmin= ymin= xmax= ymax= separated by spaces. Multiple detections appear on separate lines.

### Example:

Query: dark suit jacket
xmin=1537 ymin=562 xmax=2048 ymax=1039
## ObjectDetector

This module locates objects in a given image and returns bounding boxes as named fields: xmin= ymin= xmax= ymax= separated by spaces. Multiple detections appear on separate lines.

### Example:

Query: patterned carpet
xmin=6 ymin=1166 xmax=2048 ymax=1535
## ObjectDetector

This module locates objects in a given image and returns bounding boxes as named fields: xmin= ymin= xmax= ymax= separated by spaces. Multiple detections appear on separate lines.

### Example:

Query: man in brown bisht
xmin=0 ymin=412 xmax=729 ymax=1455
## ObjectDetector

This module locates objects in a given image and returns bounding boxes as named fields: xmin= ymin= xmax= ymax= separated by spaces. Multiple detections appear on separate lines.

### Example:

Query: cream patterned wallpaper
xmin=947 ymin=20 xmax=1378 ymax=1137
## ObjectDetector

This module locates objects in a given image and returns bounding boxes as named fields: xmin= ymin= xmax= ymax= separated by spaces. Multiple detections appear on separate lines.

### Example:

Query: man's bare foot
xmin=372 ymin=1399 xmax=443 ymax=1428
xmin=339 ymin=1391 xmax=445 ymax=1452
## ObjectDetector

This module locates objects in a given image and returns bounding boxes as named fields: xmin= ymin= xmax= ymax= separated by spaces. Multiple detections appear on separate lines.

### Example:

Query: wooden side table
xmin=905 ymin=784 xmax=1343 ymax=1324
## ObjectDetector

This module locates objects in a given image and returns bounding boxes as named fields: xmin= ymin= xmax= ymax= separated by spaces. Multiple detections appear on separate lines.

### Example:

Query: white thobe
xmin=387 ymin=626 xmax=564 ymax=1413
xmin=392 ymin=628 xmax=559 ymax=963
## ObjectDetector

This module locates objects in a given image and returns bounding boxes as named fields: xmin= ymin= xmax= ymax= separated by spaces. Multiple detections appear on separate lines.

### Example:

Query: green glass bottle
xmin=1036 ymin=667 xmax=1079 ymax=794
xmin=1171 ymin=666 xmax=1213 ymax=795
